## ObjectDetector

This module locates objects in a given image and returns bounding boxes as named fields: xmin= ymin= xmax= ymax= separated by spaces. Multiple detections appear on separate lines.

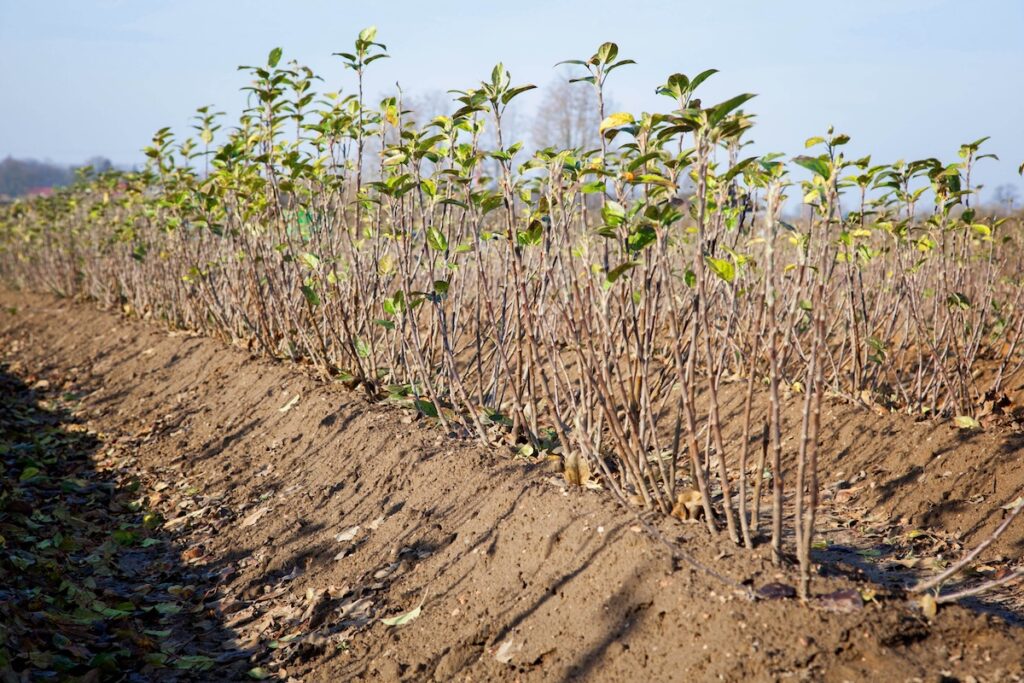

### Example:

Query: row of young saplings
xmin=2 ymin=31 xmax=1023 ymax=602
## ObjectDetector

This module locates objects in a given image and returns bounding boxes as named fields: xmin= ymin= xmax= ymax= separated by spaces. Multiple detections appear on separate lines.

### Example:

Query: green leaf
xmin=627 ymin=225 xmax=657 ymax=252
xmin=607 ymin=59 xmax=636 ymax=74
xmin=113 ymin=529 xmax=137 ymax=546
xmin=19 ymin=466 xmax=41 ymax=482
xmin=596 ymin=41 xmax=619 ymax=64
xmin=605 ymin=261 xmax=639 ymax=284
xmin=793 ymin=155 xmax=831 ymax=179
xmin=501 ymin=84 xmax=536 ymax=105
xmin=248 ymin=668 xmax=271 ymax=680
xmin=946 ymin=292 xmax=971 ymax=311
xmin=490 ymin=62 xmax=505 ymax=88
xmin=155 ymin=602 xmax=182 ymax=615
xmin=601 ymin=200 xmax=626 ymax=226
xmin=708 ymin=93 xmax=756 ymax=126
xmin=267 ymin=47 xmax=283 ymax=68
xmin=517 ymin=220 xmax=543 ymax=247
xmin=426 ymin=226 xmax=448 ymax=252
xmin=301 ymin=284 xmax=321 ymax=307
xmin=723 ymin=156 xmax=757 ymax=183
xmin=413 ymin=399 xmax=438 ymax=418
xmin=358 ymin=26 xmax=378 ymax=44
xmin=142 ymin=511 xmax=163 ymax=529
xmin=175 ymin=655 xmax=215 ymax=671
xmin=705 ymin=256 xmax=735 ymax=284
xmin=690 ymin=68 xmax=718 ymax=91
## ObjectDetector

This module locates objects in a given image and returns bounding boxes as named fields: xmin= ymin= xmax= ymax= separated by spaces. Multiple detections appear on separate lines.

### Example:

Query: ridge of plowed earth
xmin=1 ymin=289 xmax=1023 ymax=682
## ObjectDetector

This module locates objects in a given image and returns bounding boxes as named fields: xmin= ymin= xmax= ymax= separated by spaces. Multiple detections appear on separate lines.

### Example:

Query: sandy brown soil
xmin=2 ymin=290 xmax=1023 ymax=682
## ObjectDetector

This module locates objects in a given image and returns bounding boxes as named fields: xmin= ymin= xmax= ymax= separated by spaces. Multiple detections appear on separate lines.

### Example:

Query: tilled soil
xmin=2 ymin=290 xmax=1023 ymax=682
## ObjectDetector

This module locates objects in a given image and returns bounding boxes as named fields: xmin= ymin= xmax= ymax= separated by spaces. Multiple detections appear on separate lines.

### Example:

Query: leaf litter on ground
xmin=0 ymin=363 xmax=253 ymax=679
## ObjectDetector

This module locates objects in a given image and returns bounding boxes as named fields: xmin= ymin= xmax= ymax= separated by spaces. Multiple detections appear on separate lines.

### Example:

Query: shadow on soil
xmin=0 ymin=366 xmax=251 ymax=680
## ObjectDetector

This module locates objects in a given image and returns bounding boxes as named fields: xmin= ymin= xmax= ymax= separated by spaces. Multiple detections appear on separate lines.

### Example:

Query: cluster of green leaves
xmin=0 ymin=29 xmax=1020 ymax=428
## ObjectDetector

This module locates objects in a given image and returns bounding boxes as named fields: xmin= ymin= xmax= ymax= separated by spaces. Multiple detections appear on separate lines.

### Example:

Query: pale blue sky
xmin=1 ymin=0 xmax=1022 ymax=198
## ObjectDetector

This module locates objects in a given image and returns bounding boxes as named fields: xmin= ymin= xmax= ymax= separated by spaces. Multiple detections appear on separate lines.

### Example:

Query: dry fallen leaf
xmin=816 ymin=589 xmax=863 ymax=614
xmin=181 ymin=546 xmax=205 ymax=561
xmin=279 ymin=394 xmax=301 ymax=412
xmin=757 ymin=582 xmax=797 ymax=600
xmin=380 ymin=601 xmax=422 ymax=627
xmin=952 ymin=415 xmax=980 ymax=430
xmin=920 ymin=594 xmax=938 ymax=619
xmin=494 ymin=638 xmax=521 ymax=664
xmin=563 ymin=451 xmax=591 ymax=488
xmin=889 ymin=557 xmax=921 ymax=569
xmin=241 ymin=506 xmax=269 ymax=528
xmin=671 ymin=488 xmax=704 ymax=522
xmin=335 ymin=525 xmax=361 ymax=542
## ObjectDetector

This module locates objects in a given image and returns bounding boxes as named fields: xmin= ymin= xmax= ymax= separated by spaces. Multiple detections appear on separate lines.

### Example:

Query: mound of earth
xmin=2 ymin=290 xmax=1023 ymax=682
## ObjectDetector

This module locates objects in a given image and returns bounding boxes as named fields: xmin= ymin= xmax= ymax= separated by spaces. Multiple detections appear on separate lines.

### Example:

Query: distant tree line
xmin=0 ymin=156 xmax=113 ymax=198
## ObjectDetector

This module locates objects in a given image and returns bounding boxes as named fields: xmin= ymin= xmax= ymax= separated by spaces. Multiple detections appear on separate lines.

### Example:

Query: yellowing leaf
xmin=142 ymin=512 xmax=163 ymax=529
xmin=952 ymin=415 xmax=980 ymax=430
xmin=599 ymin=112 xmax=634 ymax=133
xmin=705 ymin=256 xmax=735 ymax=284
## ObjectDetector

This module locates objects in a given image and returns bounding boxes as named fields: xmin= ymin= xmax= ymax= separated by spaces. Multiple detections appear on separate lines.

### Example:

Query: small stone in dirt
xmin=757 ymin=582 xmax=797 ymax=600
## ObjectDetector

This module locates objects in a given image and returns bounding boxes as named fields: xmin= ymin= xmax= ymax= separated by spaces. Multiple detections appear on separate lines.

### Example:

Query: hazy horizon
xmin=2 ymin=0 xmax=1022 ymax=199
